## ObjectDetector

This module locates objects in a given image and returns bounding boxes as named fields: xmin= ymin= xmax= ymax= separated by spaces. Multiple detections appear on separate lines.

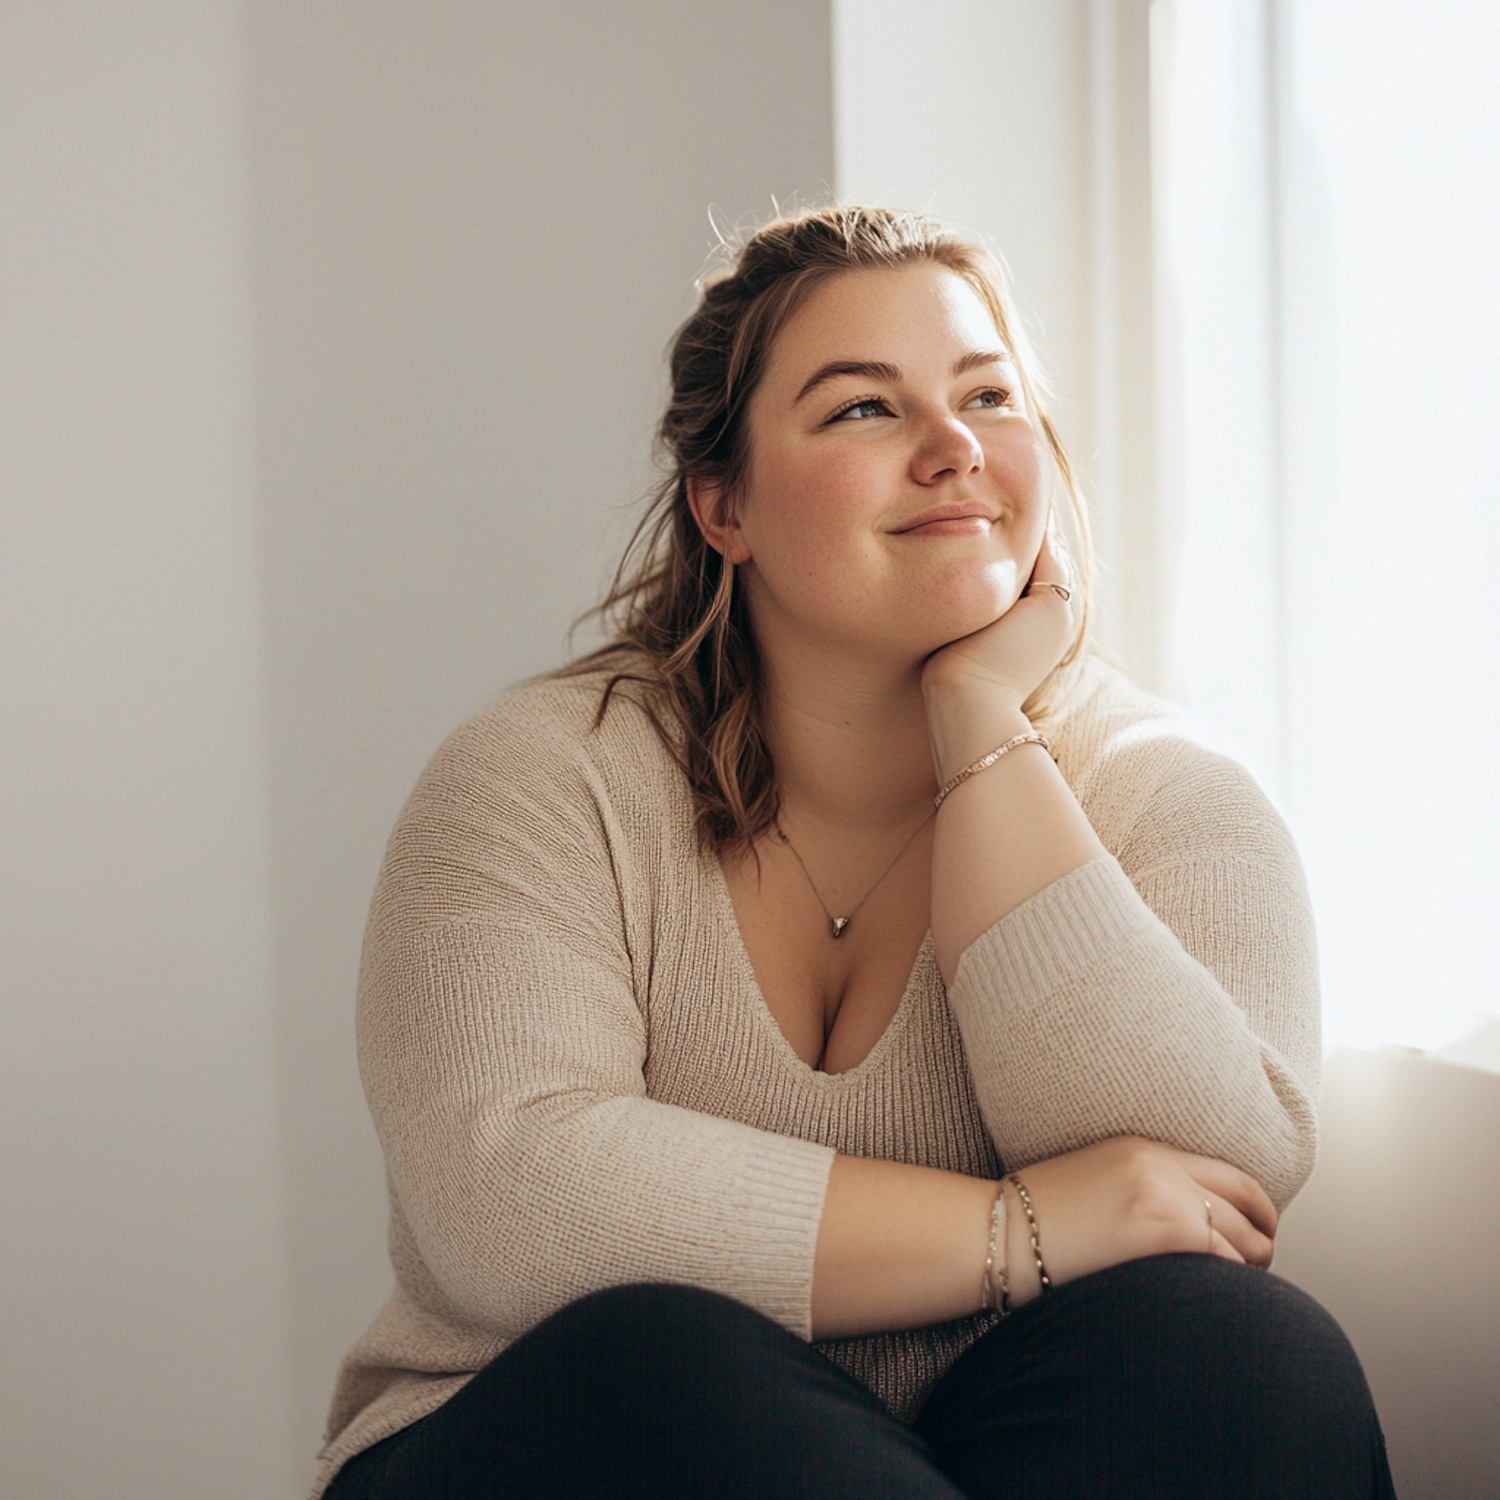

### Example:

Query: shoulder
xmin=417 ymin=661 xmax=684 ymax=814
xmin=378 ymin=662 xmax=691 ymax=907
xmin=1051 ymin=656 xmax=1250 ymax=785
xmin=1051 ymin=657 xmax=1291 ymax=869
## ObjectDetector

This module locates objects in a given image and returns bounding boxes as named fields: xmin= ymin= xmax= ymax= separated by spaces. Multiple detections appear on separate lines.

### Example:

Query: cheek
xmin=739 ymin=448 xmax=874 ymax=557
xmin=999 ymin=439 xmax=1049 ymax=545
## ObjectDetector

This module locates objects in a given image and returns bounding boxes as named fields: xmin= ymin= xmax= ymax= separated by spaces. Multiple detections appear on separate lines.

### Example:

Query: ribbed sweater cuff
xmin=732 ymin=1135 xmax=835 ymax=1338
xmin=954 ymin=856 xmax=1157 ymax=1000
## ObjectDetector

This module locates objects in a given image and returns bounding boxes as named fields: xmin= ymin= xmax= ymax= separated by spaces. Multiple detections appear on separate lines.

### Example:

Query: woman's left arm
xmin=924 ymin=552 xmax=1318 ymax=1209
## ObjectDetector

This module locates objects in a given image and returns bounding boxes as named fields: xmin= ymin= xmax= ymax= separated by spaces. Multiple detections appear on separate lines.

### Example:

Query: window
xmin=838 ymin=0 xmax=1500 ymax=1057
xmin=1155 ymin=0 xmax=1500 ymax=1053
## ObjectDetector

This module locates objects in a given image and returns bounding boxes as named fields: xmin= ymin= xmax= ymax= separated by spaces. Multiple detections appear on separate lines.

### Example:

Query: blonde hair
xmin=569 ymin=205 xmax=1094 ymax=852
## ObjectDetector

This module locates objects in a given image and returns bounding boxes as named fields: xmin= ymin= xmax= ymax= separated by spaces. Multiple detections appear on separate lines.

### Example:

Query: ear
xmin=687 ymin=476 xmax=752 ymax=564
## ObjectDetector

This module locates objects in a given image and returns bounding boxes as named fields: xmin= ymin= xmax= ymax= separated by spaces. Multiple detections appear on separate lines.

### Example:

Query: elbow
xmin=1256 ymin=1075 xmax=1320 ymax=1212
xmin=388 ymin=1091 xmax=638 ymax=1337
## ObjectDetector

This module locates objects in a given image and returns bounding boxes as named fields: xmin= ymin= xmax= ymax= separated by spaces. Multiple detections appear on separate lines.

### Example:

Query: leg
xmin=327 ymin=1283 xmax=964 ymax=1500
xmin=915 ymin=1254 xmax=1397 ymax=1500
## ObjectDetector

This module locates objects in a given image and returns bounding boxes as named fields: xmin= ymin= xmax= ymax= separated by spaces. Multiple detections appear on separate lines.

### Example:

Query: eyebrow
xmin=793 ymin=348 xmax=1013 ymax=405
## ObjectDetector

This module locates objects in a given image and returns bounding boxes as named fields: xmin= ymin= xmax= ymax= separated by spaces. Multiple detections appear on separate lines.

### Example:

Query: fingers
xmin=1183 ymin=1153 xmax=1278 ymax=1240
xmin=1036 ymin=513 xmax=1076 ymax=587
xmin=1158 ymin=1145 xmax=1276 ymax=1267
xmin=1013 ymin=1138 xmax=1281 ymax=1291
xmin=1026 ymin=528 xmax=1064 ymax=590
xmin=1023 ymin=528 xmax=1077 ymax=614
xmin=1209 ymin=1229 xmax=1248 ymax=1265
xmin=1203 ymin=1189 xmax=1274 ymax=1269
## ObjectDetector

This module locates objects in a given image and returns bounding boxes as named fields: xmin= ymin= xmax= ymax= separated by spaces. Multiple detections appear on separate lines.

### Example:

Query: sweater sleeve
xmin=946 ymin=734 xmax=1320 ymax=1208
xmin=356 ymin=698 xmax=835 ymax=1342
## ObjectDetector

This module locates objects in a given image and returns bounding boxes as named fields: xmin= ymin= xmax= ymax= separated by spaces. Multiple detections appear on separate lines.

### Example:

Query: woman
xmin=316 ymin=207 xmax=1394 ymax=1499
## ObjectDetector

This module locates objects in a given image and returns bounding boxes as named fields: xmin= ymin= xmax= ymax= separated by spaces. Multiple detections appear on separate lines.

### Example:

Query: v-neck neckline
xmin=703 ymin=846 xmax=935 ymax=1085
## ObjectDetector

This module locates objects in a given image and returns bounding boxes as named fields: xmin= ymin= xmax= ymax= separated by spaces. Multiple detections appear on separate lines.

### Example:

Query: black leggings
xmin=327 ymin=1255 xmax=1396 ymax=1499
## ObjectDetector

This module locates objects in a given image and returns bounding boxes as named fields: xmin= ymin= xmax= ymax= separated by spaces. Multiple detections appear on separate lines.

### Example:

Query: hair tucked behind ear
xmin=562 ymin=205 xmax=1095 ymax=854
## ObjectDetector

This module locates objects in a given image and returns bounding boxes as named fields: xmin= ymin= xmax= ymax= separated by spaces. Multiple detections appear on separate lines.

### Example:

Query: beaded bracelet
xmin=1007 ymin=1172 xmax=1052 ymax=1295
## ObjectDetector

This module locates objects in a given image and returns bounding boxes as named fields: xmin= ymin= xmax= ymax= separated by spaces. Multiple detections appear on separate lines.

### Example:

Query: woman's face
xmin=708 ymin=263 xmax=1048 ymax=668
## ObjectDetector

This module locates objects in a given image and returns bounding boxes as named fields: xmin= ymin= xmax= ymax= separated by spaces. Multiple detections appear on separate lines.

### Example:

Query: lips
xmin=892 ymin=505 xmax=995 ymax=537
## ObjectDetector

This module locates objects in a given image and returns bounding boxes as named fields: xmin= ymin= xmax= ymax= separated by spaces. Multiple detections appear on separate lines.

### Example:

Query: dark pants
xmin=327 ymin=1255 xmax=1396 ymax=1499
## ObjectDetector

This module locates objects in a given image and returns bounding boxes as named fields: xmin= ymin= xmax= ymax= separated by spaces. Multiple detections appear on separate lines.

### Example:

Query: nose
xmin=911 ymin=413 xmax=984 ymax=485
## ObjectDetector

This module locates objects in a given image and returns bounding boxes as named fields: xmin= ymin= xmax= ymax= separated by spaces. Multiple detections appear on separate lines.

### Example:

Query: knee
xmin=1050 ymin=1254 xmax=1375 ymax=1415
xmin=540 ymin=1282 xmax=769 ymax=1351
xmin=452 ymin=1286 xmax=761 ymax=1436
xmin=921 ymin=1257 xmax=1393 ymax=1497
xmin=1082 ymin=1254 xmax=1344 ymax=1345
xmin=506 ymin=1282 xmax=793 ymax=1387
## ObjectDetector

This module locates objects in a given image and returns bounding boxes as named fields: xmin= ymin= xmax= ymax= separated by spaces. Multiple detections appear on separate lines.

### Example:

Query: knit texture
xmin=310 ymin=658 xmax=1320 ymax=1497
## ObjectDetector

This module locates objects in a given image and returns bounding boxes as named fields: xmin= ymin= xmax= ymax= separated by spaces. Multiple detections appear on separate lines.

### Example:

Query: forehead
xmin=763 ymin=264 xmax=1004 ymax=387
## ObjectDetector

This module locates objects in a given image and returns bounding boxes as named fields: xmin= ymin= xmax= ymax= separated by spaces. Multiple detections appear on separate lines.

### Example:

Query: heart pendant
xmin=830 ymin=917 xmax=851 ymax=939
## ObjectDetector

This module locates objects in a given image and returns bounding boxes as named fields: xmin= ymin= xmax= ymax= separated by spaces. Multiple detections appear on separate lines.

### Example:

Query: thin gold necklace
xmin=773 ymin=811 xmax=935 ymax=939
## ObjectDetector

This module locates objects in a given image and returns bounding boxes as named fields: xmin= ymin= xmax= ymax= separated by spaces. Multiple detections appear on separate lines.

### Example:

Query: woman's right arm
xmin=359 ymin=699 xmax=836 ymax=1340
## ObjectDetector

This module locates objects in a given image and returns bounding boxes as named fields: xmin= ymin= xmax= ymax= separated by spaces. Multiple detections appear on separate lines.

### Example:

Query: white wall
xmin=246 ymin=0 xmax=836 ymax=1478
xmin=2 ymin=3 xmax=833 ymax=1493
xmin=0 ymin=4 xmax=296 ymax=1496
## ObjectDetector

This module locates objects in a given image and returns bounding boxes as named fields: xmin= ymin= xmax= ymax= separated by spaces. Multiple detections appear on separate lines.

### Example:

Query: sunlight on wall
xmin=1150 ymin=1 xmax=1283 ymax=789
xmin=834 ymin=0 xmax=1498 ymax=1057
xmin=1154 ymin=0 xmax=1500 ymax=1053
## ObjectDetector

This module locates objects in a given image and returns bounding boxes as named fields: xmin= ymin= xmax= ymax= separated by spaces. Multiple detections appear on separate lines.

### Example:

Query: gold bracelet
xmin=980 ymin=1182 xmax=1011 ymax=1315
xmin=933 ymin=732 xmax=1052 ymax=809
xmin=1007 ymin=1172 xmax=1052 ymax=1294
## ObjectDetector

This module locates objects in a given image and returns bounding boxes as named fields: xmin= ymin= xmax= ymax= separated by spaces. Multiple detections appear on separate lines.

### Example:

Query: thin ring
xmin=1025 ymin=580 xmax=1072 ymax=601
xmin=1204 ymin=1199 xmax=1215 ymax=1253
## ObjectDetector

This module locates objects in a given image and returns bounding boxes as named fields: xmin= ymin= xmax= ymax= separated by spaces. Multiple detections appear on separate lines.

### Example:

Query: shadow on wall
xmin=1273 ymin=1048 xmax=1500 ymax=1500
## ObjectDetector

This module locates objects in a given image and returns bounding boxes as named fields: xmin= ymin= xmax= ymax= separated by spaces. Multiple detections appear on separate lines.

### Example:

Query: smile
xmin=892 ymin=507 xmax=995 ymax=537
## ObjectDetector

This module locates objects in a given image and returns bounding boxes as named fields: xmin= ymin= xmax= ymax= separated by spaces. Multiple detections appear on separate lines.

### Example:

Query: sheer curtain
xmin=1152 ymin=0 xmax=1500 ymax=1055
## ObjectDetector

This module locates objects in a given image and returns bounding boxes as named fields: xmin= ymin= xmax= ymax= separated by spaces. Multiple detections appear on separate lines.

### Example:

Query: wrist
xmin=924 ymin=680 xmax=1032 ymax=785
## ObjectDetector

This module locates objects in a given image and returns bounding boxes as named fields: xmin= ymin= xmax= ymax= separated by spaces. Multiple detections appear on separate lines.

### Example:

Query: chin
xmin=919 ymin=583 xmax=1022 ymax=649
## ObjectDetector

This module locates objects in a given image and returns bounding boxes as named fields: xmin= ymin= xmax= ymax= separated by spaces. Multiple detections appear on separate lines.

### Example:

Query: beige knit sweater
xmin=311 ymin=657 xmax=1320 ymax=1497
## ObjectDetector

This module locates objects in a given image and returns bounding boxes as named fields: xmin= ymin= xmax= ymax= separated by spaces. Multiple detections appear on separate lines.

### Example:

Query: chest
xmin=629 ymin=841 xmax=999 ymax=1179
xmin=718 ymin=835 xmax=934 ymax=1074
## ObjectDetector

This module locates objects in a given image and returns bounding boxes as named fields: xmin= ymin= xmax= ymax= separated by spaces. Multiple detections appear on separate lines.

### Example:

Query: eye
xmin=965 ymin=387 xmax=1016 ymax=411
xmin=829 ymin=396 xmax=891 ymax=422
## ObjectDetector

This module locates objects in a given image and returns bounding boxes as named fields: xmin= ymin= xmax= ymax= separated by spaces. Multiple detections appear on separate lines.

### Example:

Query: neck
xmin=760 ymin=643 xmax=937 ymax=837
